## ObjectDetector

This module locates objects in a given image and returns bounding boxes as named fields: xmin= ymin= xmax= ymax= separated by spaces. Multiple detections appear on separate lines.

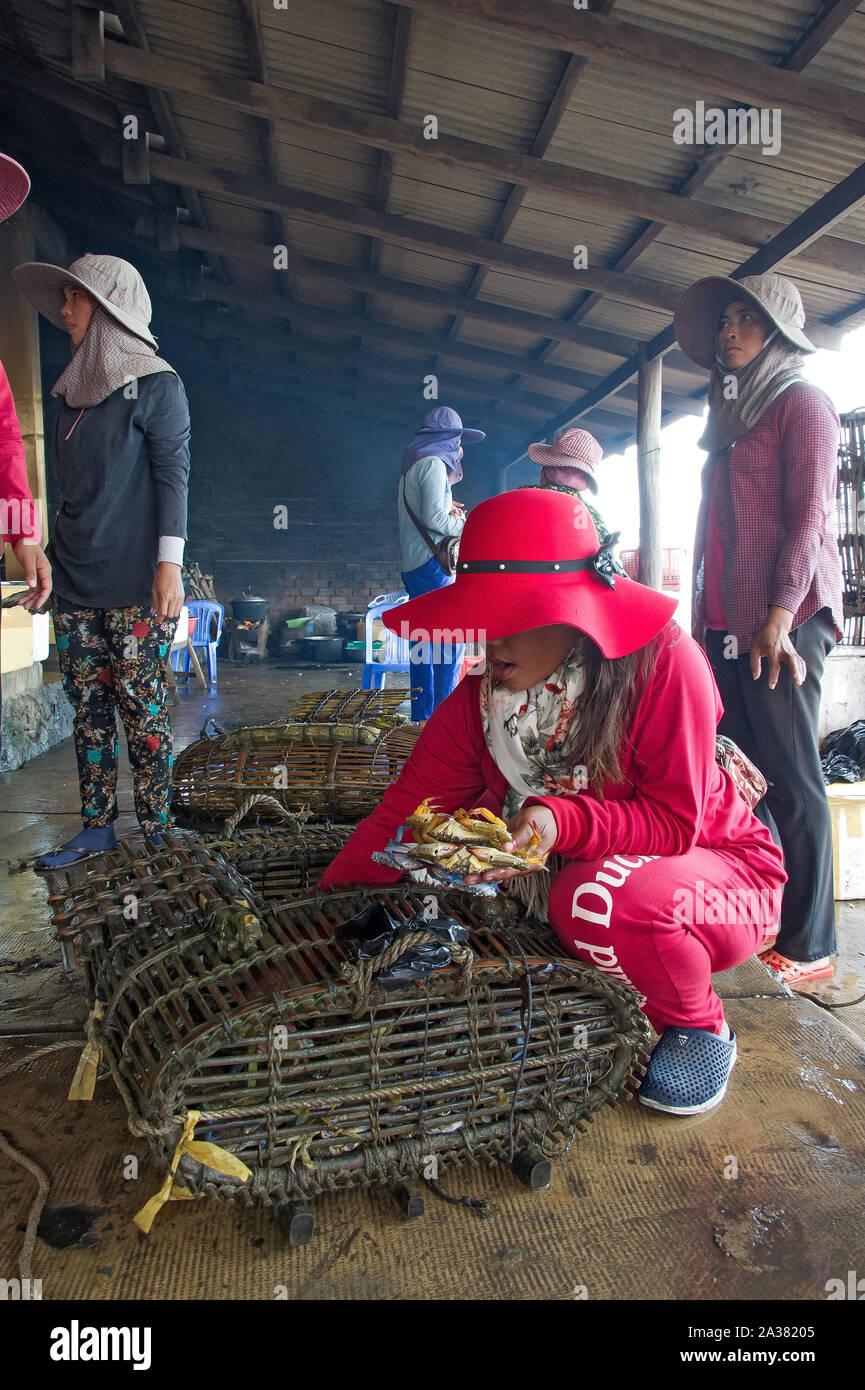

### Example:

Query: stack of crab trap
xmin=34 ymin=693 xmax=650 ymax=1244
xmin=170 ymin=688 xmax=422 ymax=827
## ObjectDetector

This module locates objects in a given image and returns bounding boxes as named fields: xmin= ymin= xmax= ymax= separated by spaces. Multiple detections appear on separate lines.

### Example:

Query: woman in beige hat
xmin=675 ymin=272 xmax=843 ymax=985
xmin=527 ymin=427 xmax=609 ymax=540
xmin=13 ymin=254 xmax=190 ymax=868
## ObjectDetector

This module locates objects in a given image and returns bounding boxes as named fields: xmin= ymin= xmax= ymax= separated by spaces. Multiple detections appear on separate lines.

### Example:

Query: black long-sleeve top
xmin=47 ymin=372 xmax=190 ymax=608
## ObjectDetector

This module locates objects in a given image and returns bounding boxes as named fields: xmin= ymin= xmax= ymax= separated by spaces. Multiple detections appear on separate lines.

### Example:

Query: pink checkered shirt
xmin=692 ymin=381 xmax=844 ymax=650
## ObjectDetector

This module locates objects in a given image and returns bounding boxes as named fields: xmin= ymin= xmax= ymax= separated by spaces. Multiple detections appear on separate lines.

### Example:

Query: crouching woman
xmin=319 ymin=489 xmax=786 ymax=1116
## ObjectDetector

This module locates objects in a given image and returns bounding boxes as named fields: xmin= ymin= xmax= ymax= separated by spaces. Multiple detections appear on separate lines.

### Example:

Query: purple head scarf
xmin=400 ymin=406 xmax=485 ymax=485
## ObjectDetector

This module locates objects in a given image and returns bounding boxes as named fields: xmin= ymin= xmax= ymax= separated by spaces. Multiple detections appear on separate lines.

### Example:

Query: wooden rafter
xmin=505 ymin=154 xmax=865 ymax=466
xmin=144 ymin=150 xmax=685 ymax=311
xmin=394 ymin=0 xmax=865 ymax=140
xmin=111 ymin=0 xmax=228 ymax=284
xmin=100 ymin=41 xmax=865 ymax=279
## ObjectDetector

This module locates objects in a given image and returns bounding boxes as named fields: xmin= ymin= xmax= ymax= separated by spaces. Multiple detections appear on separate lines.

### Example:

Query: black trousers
xmin=705 ymin=609 xmax=836 ymax=962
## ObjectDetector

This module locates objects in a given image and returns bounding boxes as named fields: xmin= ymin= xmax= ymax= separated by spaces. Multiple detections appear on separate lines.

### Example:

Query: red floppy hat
xmin=383 ymin=488 xmax=676 ymax=660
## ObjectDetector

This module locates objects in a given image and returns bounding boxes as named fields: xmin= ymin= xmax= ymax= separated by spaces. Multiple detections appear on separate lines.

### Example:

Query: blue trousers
xmin=401 ymin=556 xmax=465 ymax=721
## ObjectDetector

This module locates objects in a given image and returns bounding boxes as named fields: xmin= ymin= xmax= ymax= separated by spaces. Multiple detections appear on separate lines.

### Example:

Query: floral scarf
xmin=479 ymin=646 xmax=586 ymax=817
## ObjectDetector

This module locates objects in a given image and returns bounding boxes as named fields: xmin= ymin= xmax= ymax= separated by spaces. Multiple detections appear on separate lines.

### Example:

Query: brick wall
xmin=180 ymin=358 xmax=501 ymax=621
xmin=41 ymin=322 xmax=506 ymax=623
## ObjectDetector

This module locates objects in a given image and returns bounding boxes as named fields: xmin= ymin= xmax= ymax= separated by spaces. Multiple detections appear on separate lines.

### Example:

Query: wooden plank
xmin=197 ymin=280 xmax=608 ymax=392
xmin=122 ymin=129 xmax=150 ymax=185
xmin=173 ymin=223 xmax=637 ymax=358
xmin=70 ymin=3 xmax=105 ymax=81
xmin=783 ymin=0 xmax=862 ymax=72
xmin=102 ymin=41 xmax=865 ymax=276
xmin=146 ymin=151 xmax=681 ymax=312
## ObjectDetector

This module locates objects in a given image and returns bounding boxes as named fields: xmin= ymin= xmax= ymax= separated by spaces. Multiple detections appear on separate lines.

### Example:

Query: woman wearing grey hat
xmin=13 ymin=254 xmax=190 ymax=868
xmin=675 ymin=272 xmax=843 ymax=986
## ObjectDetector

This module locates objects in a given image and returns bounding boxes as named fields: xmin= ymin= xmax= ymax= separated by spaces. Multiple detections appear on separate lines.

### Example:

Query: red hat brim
xmin=383 ymin=569 xmax=676 ymax=660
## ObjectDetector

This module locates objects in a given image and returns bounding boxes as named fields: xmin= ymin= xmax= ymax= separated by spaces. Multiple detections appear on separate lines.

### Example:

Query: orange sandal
xmin=758 ymin=948 xmax=834 ymax=985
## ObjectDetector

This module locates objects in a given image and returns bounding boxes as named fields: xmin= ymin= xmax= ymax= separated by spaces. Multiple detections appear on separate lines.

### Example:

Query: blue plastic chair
xmin=174 ymin=600 xmax=224 ymax=684
xmin=362 ymin=590 xmax=411 ymax=690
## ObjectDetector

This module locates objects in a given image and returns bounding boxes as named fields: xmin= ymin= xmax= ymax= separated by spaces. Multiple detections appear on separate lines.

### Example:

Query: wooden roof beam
xmin=783 ymin=0 xmax=862 ymax=72
xmin=366 ymin=6 xmax=414 ymax=317
xmin=143 ymin=149 xmax=691 ymax=313
xmin=395 ymin=0 xmax=865 ymax=140
xmin=504 ymin=155 xmax=864 ymax=467
xmin=110 ymin=0 xmax=228 ymax=285
xmin=101 ymin=41 xmax=865 ymax=279
xmin=168 ymin=221 xmax=638 ymax=357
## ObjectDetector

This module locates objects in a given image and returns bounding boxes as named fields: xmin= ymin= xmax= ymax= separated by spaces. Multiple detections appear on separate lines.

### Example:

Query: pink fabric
xmin=0 ymin=359 xmax=40 ymax=545
xmin=703 ymin=485 xmax=726 ymax=631
xmin=319 ymin=627 xmax=786 ymax=896
xmin=692 ymin=382 xmax=843 ymax=647
xmin=547 ymin=848 xmax=778 ymax=1033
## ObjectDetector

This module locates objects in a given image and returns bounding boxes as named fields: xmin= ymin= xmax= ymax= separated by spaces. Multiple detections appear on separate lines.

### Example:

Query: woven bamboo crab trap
xmin=838 ymin=409 xmax=865 ymax=644
xmin=171 ymin=689 xmax=420 ymax=825
xmin=40 ymin=837 xmax=650 ymax=1241
xmin=39 ymin=826 xmax=357 ymax=975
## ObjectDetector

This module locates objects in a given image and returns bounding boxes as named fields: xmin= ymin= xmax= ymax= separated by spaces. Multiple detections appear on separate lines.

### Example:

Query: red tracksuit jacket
xmin=319 ymin=627 xmax=786 ymax=892
xmin=0 ymin=359 xmax=40 ymax=546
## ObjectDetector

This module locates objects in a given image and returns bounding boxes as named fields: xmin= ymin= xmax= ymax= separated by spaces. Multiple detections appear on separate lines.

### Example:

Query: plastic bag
xmin=336 ymin=901 xmax=469 ymax=990
xmin=820 ymin=721 xmax=865 ymax=774
xmin=820 ymin=751 xmax=862 ymax=785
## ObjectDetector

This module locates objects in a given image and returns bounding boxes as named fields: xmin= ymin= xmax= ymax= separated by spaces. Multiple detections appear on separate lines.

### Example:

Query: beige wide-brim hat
xmin=13 ymin=253 xmax=158 ymax=348
xmin=674 ymin=272 xmax=817 ymax=370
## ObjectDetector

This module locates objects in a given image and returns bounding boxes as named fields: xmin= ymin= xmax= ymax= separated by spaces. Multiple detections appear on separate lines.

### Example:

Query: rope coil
xmin=338 ymin=930 xmax=474 ymax=1017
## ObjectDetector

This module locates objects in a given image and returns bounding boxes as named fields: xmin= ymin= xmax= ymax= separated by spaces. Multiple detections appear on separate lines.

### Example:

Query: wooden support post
xmin=636 ymin=347 xmax=663 ymax=591
xmin=157 ymin=206 xmax=181 ymax=253
xmin=511 ymin=1146 xmax=552 ymax=1190
xmin=275 ymin=1199 xmax=315 ymax=1245
xmin=122 ymin=130 xmax=151 ymax=186
xmin=70 ymin=5 xmax=105 ymax=82
xmin=391 ymin=1178 xmax=425 ymax=1218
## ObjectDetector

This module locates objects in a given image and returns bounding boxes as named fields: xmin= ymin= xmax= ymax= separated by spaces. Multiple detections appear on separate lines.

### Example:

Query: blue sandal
xmin=639 ymin=1026 xmax=737 ymax=1116
xmin=35 ymin=827 xmax=118 ymax=871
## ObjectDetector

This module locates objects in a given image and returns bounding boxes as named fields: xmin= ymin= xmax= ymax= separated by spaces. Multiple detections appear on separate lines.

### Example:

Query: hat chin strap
xmin=459 ymin=534 xmax=625 ymax=588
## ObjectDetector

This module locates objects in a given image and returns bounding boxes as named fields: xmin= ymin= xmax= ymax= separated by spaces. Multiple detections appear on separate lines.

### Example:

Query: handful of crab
xmin=402 ymin=799 xmax=549 ymax=876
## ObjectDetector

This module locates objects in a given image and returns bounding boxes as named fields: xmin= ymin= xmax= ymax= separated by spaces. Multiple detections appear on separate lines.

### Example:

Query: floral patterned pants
xmin=53 ymin=600 xmax=177 ymax=835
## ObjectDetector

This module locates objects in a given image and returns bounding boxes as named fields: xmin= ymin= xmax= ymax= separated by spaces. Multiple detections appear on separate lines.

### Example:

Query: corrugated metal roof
xmin=2 ymin=0 xmax=864 ymax=453
xmin=617 ymin=0 xmax=815 ymax=63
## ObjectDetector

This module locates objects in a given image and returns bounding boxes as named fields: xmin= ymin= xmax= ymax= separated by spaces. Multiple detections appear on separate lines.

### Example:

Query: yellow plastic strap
xmin=133 ymin=1110 xmax=253 ymax=1235
xmin=67 ymin=1001 xmax=104 ymax=1102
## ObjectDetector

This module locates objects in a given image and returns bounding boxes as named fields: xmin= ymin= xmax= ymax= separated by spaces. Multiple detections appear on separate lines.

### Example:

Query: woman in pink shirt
xmin=676 ymin=273 xmax=843 ymax=986
xmin=320 ymin=488 xmax=785 ymax=1117
xmin=0 ymin=154 xmax=52 ymax=742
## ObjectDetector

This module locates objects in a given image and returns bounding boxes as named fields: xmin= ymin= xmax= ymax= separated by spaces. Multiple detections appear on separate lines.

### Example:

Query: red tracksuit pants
xmin=546 ymin=847 xmax=781 ymax=1034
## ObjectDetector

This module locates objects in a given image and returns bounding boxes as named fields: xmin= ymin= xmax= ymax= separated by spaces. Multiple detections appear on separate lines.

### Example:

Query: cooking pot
xmin=301 ymin=636 xmax=344 ymax=663
xmin=231 ymin=591 xmax=268 ymax=622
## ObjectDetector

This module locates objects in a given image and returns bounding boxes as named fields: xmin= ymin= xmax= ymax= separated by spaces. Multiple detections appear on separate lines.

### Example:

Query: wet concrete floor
xmin=1 ymin=659 xmax=864 ymax=1300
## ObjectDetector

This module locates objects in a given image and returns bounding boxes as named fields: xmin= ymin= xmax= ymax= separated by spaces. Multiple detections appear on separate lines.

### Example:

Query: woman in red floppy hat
xmin=321 ymin=488 xmax=786 ymax=1116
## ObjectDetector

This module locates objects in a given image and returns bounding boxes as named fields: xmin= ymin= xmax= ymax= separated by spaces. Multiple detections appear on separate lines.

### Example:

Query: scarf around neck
xmin=698 ymin=332 xmax=806 ymax=454
xmin=479 ymin=647 xmax=586 ymax=813
xmin=401 ymin=428 xmax=463 ymax=483
xmin=52 ymin=305 xmax=177 ymax=408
